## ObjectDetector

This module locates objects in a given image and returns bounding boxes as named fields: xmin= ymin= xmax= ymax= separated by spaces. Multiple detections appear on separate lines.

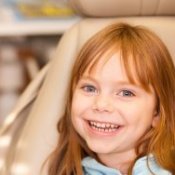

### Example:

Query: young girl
xmin=47 ymin=23 xmax=175 ymax=175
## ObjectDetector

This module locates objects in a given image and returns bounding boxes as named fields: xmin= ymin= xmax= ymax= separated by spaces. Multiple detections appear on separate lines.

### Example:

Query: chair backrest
xmin=0 ymin=0 xmax=175 ymax=175
xmin=70 ymin=0 xmax=175 ymax=16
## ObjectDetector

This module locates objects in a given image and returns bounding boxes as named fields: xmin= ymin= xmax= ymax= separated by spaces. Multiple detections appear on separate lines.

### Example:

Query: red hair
xmin=47 ymin=23 xmax=175 ymax=175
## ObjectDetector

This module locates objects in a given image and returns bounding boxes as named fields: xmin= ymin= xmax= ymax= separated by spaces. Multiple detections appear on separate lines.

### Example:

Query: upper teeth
xmin=89 ymin=121 xmax=118 ymax=129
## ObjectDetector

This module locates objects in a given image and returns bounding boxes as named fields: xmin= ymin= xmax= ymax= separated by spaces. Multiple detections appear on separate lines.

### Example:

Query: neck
xmin=97 ymin=150 xmax=136 ymax=174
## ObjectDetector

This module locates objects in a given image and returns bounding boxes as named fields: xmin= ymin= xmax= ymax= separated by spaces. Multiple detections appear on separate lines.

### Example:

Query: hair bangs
xmin=119 ymin=31 xmax=154 ymax=93
xmin=74 ymin=35 xmax=121 ymax=83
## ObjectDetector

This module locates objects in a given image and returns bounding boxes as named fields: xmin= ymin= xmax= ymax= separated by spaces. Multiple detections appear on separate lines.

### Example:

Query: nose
xmin=92 ymin=94 xmax=114 ymax=113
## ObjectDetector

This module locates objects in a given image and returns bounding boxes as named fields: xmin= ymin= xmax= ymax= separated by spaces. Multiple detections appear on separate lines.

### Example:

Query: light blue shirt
xmin=82 ymin=155 xmax=171 ymax=175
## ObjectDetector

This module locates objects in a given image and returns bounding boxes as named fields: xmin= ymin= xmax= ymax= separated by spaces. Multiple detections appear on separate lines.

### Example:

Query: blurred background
xmin=0 ymin=0 xmax=80 ymax=124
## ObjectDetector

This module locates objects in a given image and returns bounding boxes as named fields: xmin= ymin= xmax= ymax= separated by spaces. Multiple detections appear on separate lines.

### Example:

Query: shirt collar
xmin=82 ymin=157 xmax=122 ymax=175
xmin=82 ymin=155 xmax=171 ymax=175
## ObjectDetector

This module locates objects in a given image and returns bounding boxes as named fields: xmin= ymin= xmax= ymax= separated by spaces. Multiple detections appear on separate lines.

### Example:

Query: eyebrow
xmin=80 ymin=76 xmax=96 ymax=82
xmin=80 ymin=75 xmax=139 ymax=88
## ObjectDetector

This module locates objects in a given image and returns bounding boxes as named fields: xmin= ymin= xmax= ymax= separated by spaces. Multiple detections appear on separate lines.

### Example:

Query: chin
xmin=87 ymin=143 xmax=114 ymax=155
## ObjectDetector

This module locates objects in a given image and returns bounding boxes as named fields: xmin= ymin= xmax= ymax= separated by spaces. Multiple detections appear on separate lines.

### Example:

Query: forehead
xmin=84 ymin=48 xmax=119 ymax=73
xmin=86 ymin=51 xmax=123 ymax=73
xmin=81 ymin=49 xmax=151 ymax=91
xmin=84 ymin=53 xmax=133 ymax=87
xmin=84 ymin=50 xmax=133 ymax=81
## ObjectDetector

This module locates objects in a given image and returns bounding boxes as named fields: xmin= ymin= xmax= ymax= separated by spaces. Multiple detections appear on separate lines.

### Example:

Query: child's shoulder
xmin=133 ymin=155 xmax=172 ymax=175
xmin=82 ymin=157 xmax=121 ymax=175
xmin=82 ymin=155 xmax=172 ymax=175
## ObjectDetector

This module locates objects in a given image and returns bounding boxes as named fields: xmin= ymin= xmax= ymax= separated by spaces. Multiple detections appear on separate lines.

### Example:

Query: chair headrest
xmin=69 ymin=0 xmax=175 ymax=17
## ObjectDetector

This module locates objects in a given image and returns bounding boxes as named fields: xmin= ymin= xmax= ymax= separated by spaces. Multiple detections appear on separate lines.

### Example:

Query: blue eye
xmin=82 ymin=85 xmax=97 ymax=93
xmin=118 ymin=90 xmax=135 ymax=97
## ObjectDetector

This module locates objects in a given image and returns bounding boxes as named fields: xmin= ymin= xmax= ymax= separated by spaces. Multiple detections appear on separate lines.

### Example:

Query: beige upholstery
xmin=69 ymin=0 xmax=175 ymax=16
xmin=0 ymin=1 xmax=175 ymax=175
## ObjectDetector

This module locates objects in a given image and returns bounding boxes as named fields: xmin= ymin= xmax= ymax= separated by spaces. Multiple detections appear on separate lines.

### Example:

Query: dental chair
xmin=0 ymin=0 xmax=175 ymax=174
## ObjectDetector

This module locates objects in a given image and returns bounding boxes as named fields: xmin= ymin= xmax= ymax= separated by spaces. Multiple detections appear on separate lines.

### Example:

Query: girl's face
xmin=71 ymin=52 xmax=158 ymax=162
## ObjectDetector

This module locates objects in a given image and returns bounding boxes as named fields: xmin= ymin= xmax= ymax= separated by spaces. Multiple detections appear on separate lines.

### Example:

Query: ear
xmin=152 ymin=111 xmax=160 ymax=128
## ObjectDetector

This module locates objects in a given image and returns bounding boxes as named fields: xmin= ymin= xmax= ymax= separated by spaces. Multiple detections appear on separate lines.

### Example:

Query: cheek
xmin=72 ymin=91 xmax=93 ymax=115
xmin=71 ymin=92 xmax=88 ymax=127
xmin=71 ymin=94 xmax=79 ymax=122
xmin=71 ymin=90 xmax=82 ymax=112
xmin=71 ymin=93 xmax=88 ymax=138
xmin=121 ymin=100 xmax=156 ymax=125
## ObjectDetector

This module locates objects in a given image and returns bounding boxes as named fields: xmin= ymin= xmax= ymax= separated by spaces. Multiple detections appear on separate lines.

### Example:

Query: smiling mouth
xmin=88 ymin=120 xmax=121 ymax=133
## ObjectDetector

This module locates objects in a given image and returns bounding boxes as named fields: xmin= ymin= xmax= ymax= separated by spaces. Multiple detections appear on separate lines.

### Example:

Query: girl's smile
xmin=86 ymin=119 xmax=124 ymax=136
